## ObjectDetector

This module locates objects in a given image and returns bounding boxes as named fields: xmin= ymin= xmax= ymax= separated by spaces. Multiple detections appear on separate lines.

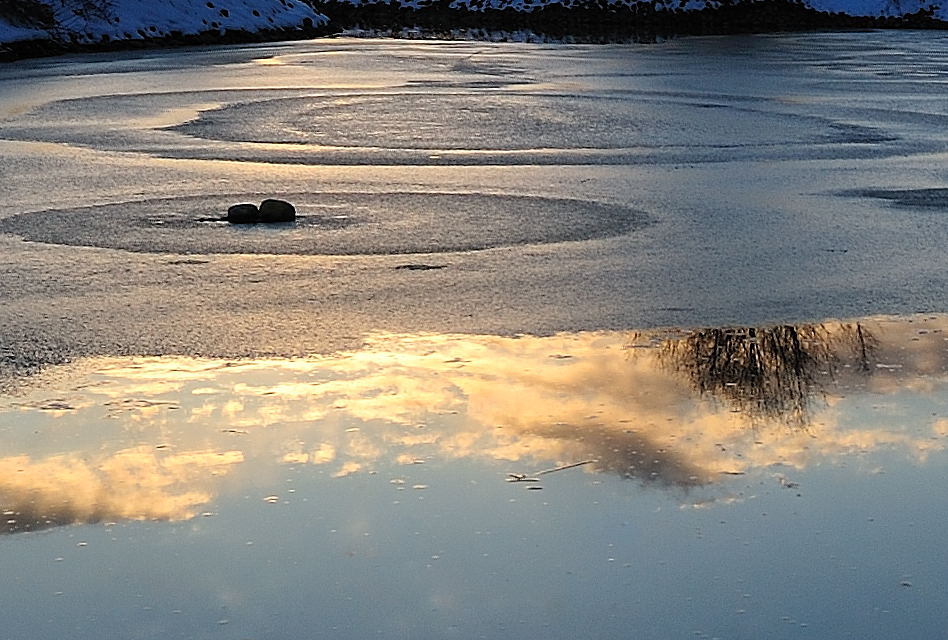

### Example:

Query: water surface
xmin=3 ymin=315 xmax=946 ymax=639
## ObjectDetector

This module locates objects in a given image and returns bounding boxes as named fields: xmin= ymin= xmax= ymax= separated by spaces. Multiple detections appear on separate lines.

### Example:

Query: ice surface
xmin=1 ymin=33 xmax=948 ymax=381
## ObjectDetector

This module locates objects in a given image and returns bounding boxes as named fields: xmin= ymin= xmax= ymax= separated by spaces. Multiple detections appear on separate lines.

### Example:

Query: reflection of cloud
xmin=332 ymin=461 xmax=363 ymax=478
xmin=299 ymin=319 xmax=946 ymax=484
xmin=522 ymin=422 xmax=711 ymax=487
xmin=0 ymin=448 xmax=242 ymax=534
xmin=1 ymin=315 xmax=946 ymax=532
xmin=935 ymin=419 xmax=948 ymax=438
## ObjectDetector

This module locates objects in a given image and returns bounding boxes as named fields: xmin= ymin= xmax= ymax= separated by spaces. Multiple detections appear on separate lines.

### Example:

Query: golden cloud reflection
xmin=1 ymin=314 xmax=946 ymax=532
xmin=0 ymin=448 xmax=243 ymax=534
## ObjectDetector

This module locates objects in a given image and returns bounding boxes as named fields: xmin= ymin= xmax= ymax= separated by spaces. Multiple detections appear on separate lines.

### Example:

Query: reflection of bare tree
xmin=1 ymin=504 xmax=90 ymax=535
xmin=527 ymin=422 xmax=710 ymax=487
xmin=853 ymin=323 xmax=879 ymax=372
xmin=652 ymin=323 xmax=877 ymax=426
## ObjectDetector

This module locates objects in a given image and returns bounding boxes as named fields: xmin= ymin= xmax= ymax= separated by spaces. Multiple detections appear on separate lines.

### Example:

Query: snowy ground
xmin=0 ymin=0 xmax=328 ymax=47
xmin=0 ymin=20 xmax=45 ymax=43
xmin=2 ymin=0 xmax=946 ymax=51
xmin=329 ymin=0 xmax=947 ymax=20
xmin=805 ymin=0 xmax=943 ymax=17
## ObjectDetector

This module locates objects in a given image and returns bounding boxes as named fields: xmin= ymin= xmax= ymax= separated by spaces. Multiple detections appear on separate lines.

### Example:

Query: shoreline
xmin=0 ymin=22 xmax=337 ymax=62
xmin=2 ymin=0 xmax=946 ymax=62
xmin=314 ymin=0 xmax=946 ymax=42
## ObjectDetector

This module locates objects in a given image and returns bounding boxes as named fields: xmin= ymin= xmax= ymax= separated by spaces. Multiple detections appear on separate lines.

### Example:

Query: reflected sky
xmin=2 ymin=314 xmax=945 ymax=533
xmin=2 ymin=314 xmax=947 ymax=640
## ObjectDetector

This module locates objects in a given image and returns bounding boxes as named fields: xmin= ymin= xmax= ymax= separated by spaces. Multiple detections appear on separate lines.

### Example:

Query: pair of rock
xmin=227 ymin=199 xmax=296 ymax=224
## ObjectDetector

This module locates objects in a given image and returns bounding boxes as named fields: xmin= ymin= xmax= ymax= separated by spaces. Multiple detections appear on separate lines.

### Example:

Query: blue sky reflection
xmin=1 ymin=315 xmax=947 ymax=640
xmin=1 ymin=314 xmax=945 ymax=533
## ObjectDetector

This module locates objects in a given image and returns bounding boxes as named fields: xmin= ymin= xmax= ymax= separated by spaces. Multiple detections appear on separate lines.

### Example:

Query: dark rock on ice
xmin=259 ymin=199 xmax=296 ymax=222
xmin=227 ymin=203 xmax=260 ymax=224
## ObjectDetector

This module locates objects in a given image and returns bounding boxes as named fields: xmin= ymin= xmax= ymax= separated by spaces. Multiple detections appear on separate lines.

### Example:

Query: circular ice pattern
xmin=0 ymin=192 xmax=646 ymax=255
xmin=170 ymin=93 xmax=885 ymax=151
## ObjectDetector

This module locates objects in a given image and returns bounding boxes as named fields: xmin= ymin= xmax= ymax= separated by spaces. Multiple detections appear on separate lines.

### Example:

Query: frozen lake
xmin=1 ymin=31 xmax=947 ymax=639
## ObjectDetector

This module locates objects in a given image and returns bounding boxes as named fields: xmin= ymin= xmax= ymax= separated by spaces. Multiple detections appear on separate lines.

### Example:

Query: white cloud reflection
xmin=0 ymin=448 xmax=242 ymax=533
xmin=1 ymin=315 xmax=945 ymax=532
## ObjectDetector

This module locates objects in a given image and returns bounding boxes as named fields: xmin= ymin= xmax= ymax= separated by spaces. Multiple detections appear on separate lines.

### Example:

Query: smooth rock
xmin=227 ymin=203 xmax=260 ymax=224
xmin=259 ymin=199 xmax=296 ymax=223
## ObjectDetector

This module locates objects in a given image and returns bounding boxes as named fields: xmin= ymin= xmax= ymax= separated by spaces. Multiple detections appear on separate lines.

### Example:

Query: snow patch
xmin=335 ymin=0 xmax=946 ymax=18
xmin=1 ymin=0 xmax=328 ymax=47
xmin=0 ymin=21 xmax=47 ymax=43
xmin=805 ymin=0 xmax=943 ymax=18
xmin=4 ymin=0 xmax=946 ymax=50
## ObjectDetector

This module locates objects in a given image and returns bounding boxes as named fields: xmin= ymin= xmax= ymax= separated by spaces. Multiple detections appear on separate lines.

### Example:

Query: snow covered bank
xmin=318 ymin=0 xmax=945 ymax=43
xmin=322 ymin=0 xmax=946 ymax=20
xmin=2 ymin=0 xmax=945 ymax=60
xmin=0 ymin=0 xmax=330 ymax=60
xmin=806 ymin=0 xmax=943 ymax=18
xmin=0 ymin=20 xmax=46 ymax=44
